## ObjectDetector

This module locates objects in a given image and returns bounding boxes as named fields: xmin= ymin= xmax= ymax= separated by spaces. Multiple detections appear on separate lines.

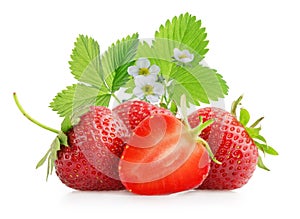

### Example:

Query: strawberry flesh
xmin=119 ymin=114 xmax=210 ymax=195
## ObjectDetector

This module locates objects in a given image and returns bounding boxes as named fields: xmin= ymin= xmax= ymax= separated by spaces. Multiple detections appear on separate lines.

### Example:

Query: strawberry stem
xmin=180 ymin=95 xmax=189 ymax=126
xmin=231 ymin=94 xmax=243 ymax=117
xmin=179 ymin=95 xmax=220 ymax=164
xmin=112 ymin=93 xmax=122 ymax=104
xmin=13 ymin=92 xmax=60 ymax=134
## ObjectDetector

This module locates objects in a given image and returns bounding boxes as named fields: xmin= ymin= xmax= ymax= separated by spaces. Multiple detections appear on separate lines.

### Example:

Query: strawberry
xmin=55 ymin=106 xmax=128 ymax=190
xmin=118 ymin=97 xmax=216 ymax=195
xmin=188 ymin=95 xmax=278 ymax=190
xmin=112 ymin=100 xmax=173 ymax=136
xmin=14 ymin=93 xmax=127 ymax=191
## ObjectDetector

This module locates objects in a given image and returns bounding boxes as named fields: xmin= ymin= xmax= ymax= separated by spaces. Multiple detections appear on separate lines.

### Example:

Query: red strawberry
xmin=55 ymin=106 xmax=128 ymax=190
xmin=188 ymin=96 xmax=278 ymax=190
xmin=119 ymin=113 xmax=212 ymax=195
xmin=14 ymin=93 xmax=127 ymax=191
xmin=112 ymin=100 xmax=173 ymax=136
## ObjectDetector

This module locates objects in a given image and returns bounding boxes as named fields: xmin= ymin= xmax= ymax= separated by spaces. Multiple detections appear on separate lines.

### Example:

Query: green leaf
xmin=124 ymin=78 xmax=135 ymax=94
xmin=239 ymin=108 xmax=250 ymax=126
xmin=50 ymin=84 xmax=111 ymax=117
xmin=254 ymin=134 xmax=267 ymax=143
xmin=36 ymin=148 xmax=51 ymax=169
xmin=102 ymin=33 xmax=139 ymax=92
xmin=69 ymin=35 xmax=104 ymax=88
xmin=189 ymin=66 xmax=228 ymax=101
xmin=61 ymin=116 xmax=73 ymax=133
xmin=254 ymin=141 xmax=279 ymax=156
xmin=136 ymin=14 xmax=228 ymax=106
xmin=265 ymin=146 xmax=279 ymax=155
xmin=170 ymin=101 xmax=178 ymax=115
xmin=246 ymin=127 xmax=261 ymax=139
xmin=257 ymin=155 xmax=270 ymax=171
xmin=168 ymin=66 xmax=209 ymax=106
xmin=36 ymin=136 xmax=62 ymax=180
xmin=167 ymin=64 xmax=228 ymax=106
xmin=58 ymin=131 xmax=68 ymax=146
xmin=48 ymin=137 xmax=61 ymax=177
xmin=155 ymin=13 xmax=209 ymax=60
xmin=53 ymin=34 xmax=138 ymax=119
xmin=50 ymin=137 xmax=60 ymax=162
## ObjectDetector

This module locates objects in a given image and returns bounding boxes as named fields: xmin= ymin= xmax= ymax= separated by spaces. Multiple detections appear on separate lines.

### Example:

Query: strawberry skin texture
xmin=188 ymin=107 xmax=258 ymax=190
xmin=119 ymin=114 xmax=210 ymax=195
xmin=112 ymin=100 xmax=172 ymax=136
xmin=55 ymin=106 xmax=127 ymax=191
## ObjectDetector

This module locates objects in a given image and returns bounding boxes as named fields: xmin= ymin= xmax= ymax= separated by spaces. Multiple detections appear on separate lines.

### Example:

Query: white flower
xmin=173 ymin=48 xmax=194 ymax=63
xmin=199 ymin=59 xmax=209 ymax=67
xmin=127 ymin=58 xmax=160 ymax=79
xmin=133 ymin=75 xmax=164 ymax=103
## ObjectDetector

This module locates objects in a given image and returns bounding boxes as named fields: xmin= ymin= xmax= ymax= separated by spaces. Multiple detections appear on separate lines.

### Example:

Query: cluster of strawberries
xmin=14 ymin=12 xmax=277 ymax=195
xmin=14 ymin=93 xmax=267 ymax=195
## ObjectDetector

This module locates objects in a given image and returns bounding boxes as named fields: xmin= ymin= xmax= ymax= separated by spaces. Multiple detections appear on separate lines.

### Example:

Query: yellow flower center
xmin=138 ymin=68 xmax=150 ymax=76
xmin=142 ymin=85 xmax=154 ymax=95
xmin=179 ymin=54 xmax=188 ymax=59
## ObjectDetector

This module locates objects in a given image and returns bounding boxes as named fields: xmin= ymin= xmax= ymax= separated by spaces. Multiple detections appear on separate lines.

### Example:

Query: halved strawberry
xmin=118 ymin=113 xmax=211 ymax=195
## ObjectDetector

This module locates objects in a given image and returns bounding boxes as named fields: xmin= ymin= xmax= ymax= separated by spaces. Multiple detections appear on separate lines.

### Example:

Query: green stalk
xmin=13 ymin=93 xmax=60 ymax=134
xmin=179 ymin=95 xmax=221 ymax=165
xmin=111 ymin=93 xmax=122 ymax=104
xmin=231 ymin=94 xmax=243 ymax=117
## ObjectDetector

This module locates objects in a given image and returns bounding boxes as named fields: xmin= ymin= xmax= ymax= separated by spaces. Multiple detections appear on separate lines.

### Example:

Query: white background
xmin=1 ymin=0 xmax=299 ymax=218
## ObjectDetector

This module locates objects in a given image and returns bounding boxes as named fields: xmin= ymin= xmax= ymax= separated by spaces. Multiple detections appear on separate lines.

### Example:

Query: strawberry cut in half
xmin=119 ymin=113 xmax=212 ymax=195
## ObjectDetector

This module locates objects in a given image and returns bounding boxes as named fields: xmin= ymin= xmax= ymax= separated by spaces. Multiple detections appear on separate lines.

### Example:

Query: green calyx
xmin=231 ymin=95 xmax=278 ymax=171
xmin=13 ymin=93 xmax=68 ymax=180
xmin=180 ymin=95 xmax=220 ymax=165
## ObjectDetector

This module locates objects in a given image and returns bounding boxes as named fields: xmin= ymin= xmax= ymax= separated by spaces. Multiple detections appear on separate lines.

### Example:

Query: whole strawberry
xmin=14 ymin=93 xmax=127 ymax=191
xmin=188 ymin=95 xmax=278 ymax=190
xmin=112 ymin=100 xmax=173 ymax=136
xmin=55 ymin=106 xmax=128 ymax=190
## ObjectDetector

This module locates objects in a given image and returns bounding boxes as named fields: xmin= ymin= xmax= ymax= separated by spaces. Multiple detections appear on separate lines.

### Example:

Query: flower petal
xmin=142 ymin=75 xmax=157 ymax=84
xmin=127 ymin=66 xmax=139 ymax=77
xmin=149 ymin=65 xmax=160 ymax=75
xmin=136 ymin=58 xmax=150 ymax=69
xmin=181 ymin=57 xmax=193 ymax=63
xmin=134 ymin=76 xmax=147 ymax=88
xmin=190 ymin=53 xmax=194 ymax=60
xmin=182 ymin=49 xmax=191 ymax=56
xmin=146 ymin=74 xmax=157 ymax=81
xmin=133 ymin=87 xmax=144 ymax=99
xmin=173 ymin=48 xmax=181 ymax=60
xmin=199 ymin=59 xmax=209 ymax=67
xmin=146 ymin=95 xmax=159 ymax=103
xmin=153 ymin=82 xmax=164 ymax=96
